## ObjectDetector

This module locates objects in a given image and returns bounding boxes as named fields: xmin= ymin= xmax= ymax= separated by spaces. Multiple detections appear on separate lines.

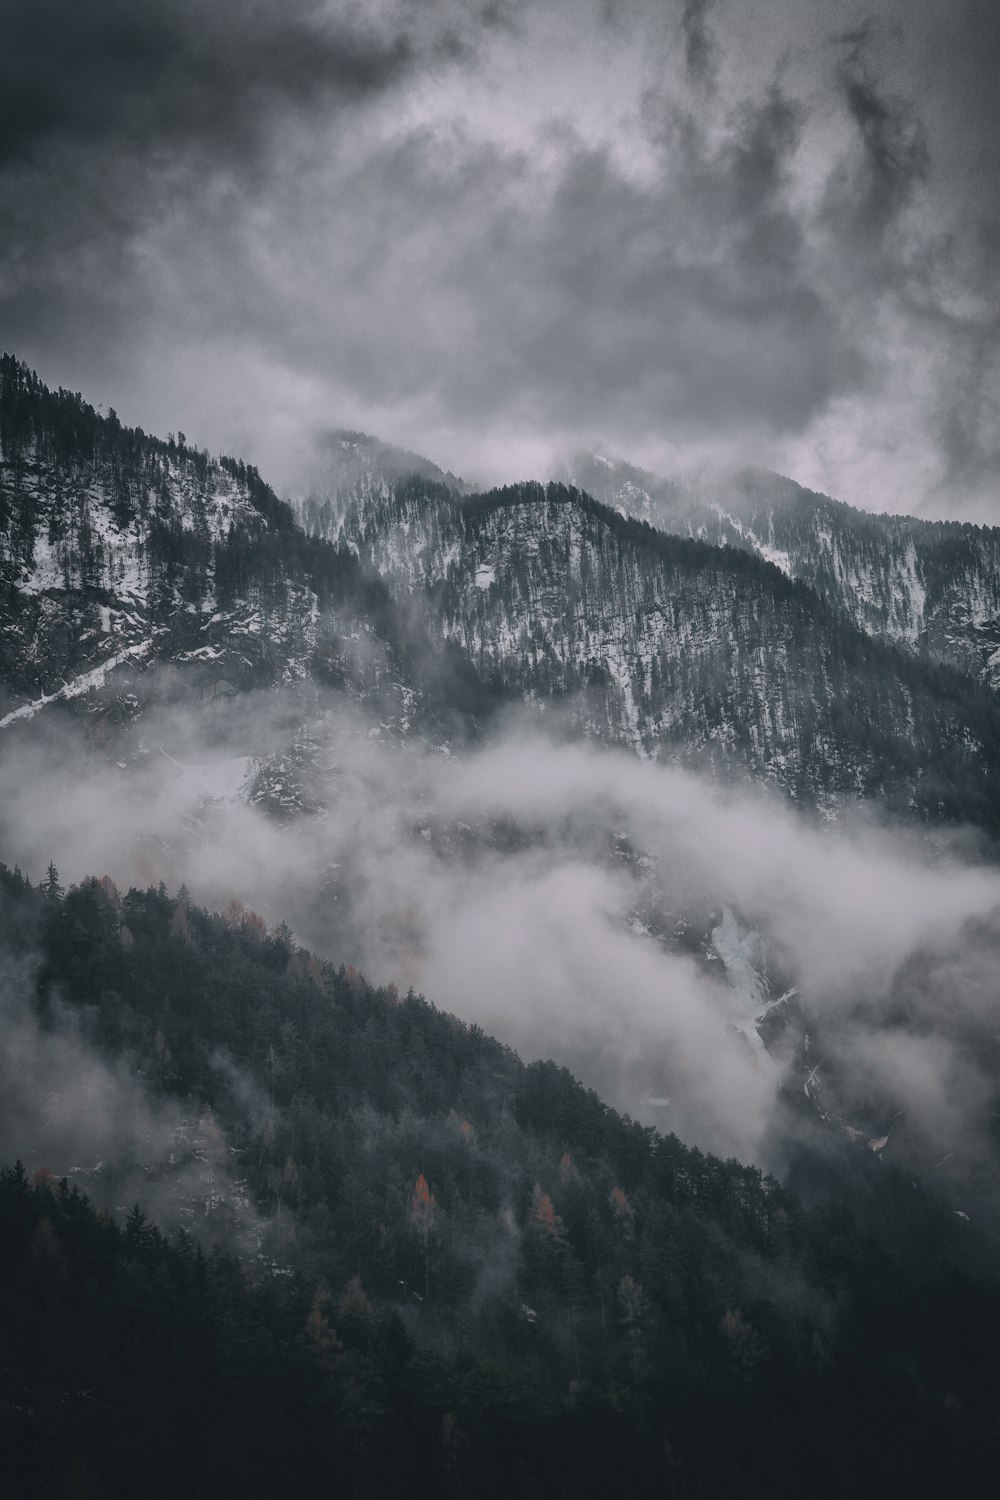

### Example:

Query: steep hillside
xmin=7 ymin=357 xmax=1000 ymax=832
xmin=4 ymin=865 xmax=1000 ymax=1499
xmin=301 ymin=474 xmax=1000 ymax=829
xmin=567 ymin=452 xmax=1000 ymax=688
xmin=0 ymin=357 xmax=494 ymax=742
xmin=6 ymin=377 xmax=1000 ymax=1498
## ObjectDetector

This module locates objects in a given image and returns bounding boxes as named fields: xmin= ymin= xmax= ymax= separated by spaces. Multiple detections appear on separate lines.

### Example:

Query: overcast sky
xmin=2 ymin=0 xmax=999 ymax=517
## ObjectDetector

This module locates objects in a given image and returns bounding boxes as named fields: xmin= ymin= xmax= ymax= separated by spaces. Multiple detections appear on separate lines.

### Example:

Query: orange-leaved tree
xmin=531 ymin=1182 xmax=565 ymax=1240
xmin=411 ymin=1174 xmax=437 ymax=1299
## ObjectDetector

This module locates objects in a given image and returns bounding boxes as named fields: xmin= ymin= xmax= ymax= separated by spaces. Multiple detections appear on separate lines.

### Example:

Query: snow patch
xmin=156 ymin=750 xmax=252 ymax=810
xmin=0 ymin=640 xmax=154 ymax=729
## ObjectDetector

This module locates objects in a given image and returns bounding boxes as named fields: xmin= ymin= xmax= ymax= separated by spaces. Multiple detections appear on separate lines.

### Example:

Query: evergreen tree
xmin=41 ymin=861 xmax=62 ymax=903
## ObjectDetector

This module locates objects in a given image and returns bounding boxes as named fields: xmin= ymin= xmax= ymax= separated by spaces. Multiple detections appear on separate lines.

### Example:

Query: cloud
xmin=3 ymin=0 xmax=1000 ymax=515
xmin=680 ymin=0 xmax=718 ymax=86
xmin=0 ymin=945 xmax=265 ymax=1244
xmin=828 ymin=27 xmax=929 ymax=246
xmin=3 ymin=693 xmax=1000 ymax=1182
xmin=0 ymin=952 xmax=163 ymax=1171
xmin=0 ymin=0 xmax=438 ymax=167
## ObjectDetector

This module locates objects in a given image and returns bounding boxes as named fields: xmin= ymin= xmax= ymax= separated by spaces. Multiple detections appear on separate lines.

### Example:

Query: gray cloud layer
xmin=0 ymin=0 xmax=422 ymax=165
xmin=2 ymin=0 xmax=999 ymax=515
xmin=0 ymin=948 xmax=267 ymax=1247
xmin=3 ymin=693 xmax=1000 ymax=1181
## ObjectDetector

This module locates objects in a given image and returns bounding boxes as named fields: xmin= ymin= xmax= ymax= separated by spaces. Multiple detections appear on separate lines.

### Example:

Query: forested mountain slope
xmin=5 ymin=368 xmax=1000 ymax=1497
xmin=7 ymin=355 xmax=1000 ymax=835
xmin=0 ymin=356 xmax=494 ymax=741
xmin=301 ymin=475 xmax=1000 ymax=829
xmin=567 ymin=452 xmax=1000 ymax=688
xmin=3 ymin=864 xmax=1000 ymax=1499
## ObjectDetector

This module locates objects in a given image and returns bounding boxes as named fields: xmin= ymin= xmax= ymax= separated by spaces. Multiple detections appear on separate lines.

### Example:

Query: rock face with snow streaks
xmin=6 ymin=363 xmax=1000 ymax=833
xmin=567 ymin=452 xmax=1000 ymax=689
xmin=0 ymin=357 xmax=315 ymax=712
xmin=300 ymin=471 xmax=1000 ymax=828
xmin=0 ymin=359 xmax=479 ymax=742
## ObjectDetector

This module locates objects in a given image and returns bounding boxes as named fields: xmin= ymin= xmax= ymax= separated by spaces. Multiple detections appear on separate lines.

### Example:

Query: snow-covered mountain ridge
xmin=1 ymin=357 xmax=302 ymax=707
xmin=299 ymin=472 xmax=1000 ymax=830
xmin=565 ymin=452 xmax=1000 ymax=689
xmin=0 ymin=357 xmax=480 ymax=745
xmin=4 ymin=360 xmax=1000 ymax=1179
xmin=6 ymin=356 xmax=1000 ymax=836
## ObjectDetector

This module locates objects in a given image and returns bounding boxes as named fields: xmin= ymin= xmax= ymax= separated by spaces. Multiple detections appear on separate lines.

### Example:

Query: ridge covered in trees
xmin=319 ymin=474 xmax=1000 ymax=831
xmin=0 ymin=352 xmax=291 ymax=531
xmin=0 ymin=354 xmax=501 ymax=730
xmin=568 ymin=450 xmax=1000 ymax=686
xmin=2 ymin=863 xmax=1000 ymax=1496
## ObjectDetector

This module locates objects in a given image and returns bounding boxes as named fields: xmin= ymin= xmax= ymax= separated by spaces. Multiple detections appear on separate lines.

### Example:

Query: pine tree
xmin=124 ymin=1202 xmax=157 ymax=1257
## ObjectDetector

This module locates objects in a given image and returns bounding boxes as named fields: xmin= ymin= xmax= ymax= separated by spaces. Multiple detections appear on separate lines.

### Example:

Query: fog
xmin=0 ymin=946 xmax=268 ymax=1247
xmin=3 ymin=688 xmax=1000 ymax=1187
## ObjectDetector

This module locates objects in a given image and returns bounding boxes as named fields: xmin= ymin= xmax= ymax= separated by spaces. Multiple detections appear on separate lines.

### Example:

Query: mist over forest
xmin=5 ymin=695 xmax=1000 ymax=1182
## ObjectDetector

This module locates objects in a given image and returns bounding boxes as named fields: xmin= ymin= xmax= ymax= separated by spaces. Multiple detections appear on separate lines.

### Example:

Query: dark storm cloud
xmin=887 ymin=4 xmax=1000 ymax=507
xmin=828 ymin=26 xmax=929 ymax=247
xmin=2 ymin=0 xmax=1000 ymax=513
xmin=424 ymin=88 xmax=853 ymax=436
xmin=0 ymin=0 xmax=492 ymax=411
xmin=934 ymin=319 xmax=1000 ymax=499
xmin=680 ymin=0 xmax=718 ymax=85
xmin=0 ymin=0 xmax=424 ymax=166
xmin=808 ymin=11 xmax=1000 ymax=510
xmin=121 ymin=66 xmax=846 ymax=444
xmin=160 ymin=75 xmax=851 ymax=447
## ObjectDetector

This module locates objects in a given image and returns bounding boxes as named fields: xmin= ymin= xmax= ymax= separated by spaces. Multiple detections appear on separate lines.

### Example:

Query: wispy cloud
xmin=4 ymin=693 xmax=1000 ymax=1180
xmin=2 ymin=1 xmax=1000 ymax=514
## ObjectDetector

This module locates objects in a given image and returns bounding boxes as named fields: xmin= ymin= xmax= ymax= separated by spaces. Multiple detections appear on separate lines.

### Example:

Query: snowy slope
xmin=0 ymin=366 xmax=451 ymax=742
xmin=298 ymin=474 xmax=1000 ymax=828
xmin=566 ymin=452 xmax=1000 ymax=689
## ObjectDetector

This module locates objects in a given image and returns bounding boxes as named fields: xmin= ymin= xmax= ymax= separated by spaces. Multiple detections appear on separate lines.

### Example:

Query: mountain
xmin=6 ymin=357 xmax=1000 ymax=1144
xmin=299 ymin=469 xmax=1000 ymax=831
xmin=312 ymin=426 xmax=467 ymax=497
xmin=6 ymin=361 xmax=1000 ymax=1495
xmin=0 ymin=356 xmax=496 ymax=745
xmin=4 ymin=865 xmax=1000 ymax=1500
xmin=565 ymin=451 xmax=1000 ymax=689
xmin=8 ymin=356 xmax=1000 ymax=836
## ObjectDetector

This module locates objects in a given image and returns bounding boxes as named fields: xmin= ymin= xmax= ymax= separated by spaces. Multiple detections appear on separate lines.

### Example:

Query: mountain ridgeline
xmin=5 ymin=355 xmax=1000 ymax=834
xmin=7 ymin=362 xmax=1000 ymax=1495
xmin=301 ymin=469 xmax=1000 ymax=831
xmin=0 ymin=355 xmax=497 ymax=740
xmin=3 ymin=864 xmax=1000 ymax=1498
xmin=567 ymin=451 xmax=1000 ymax=688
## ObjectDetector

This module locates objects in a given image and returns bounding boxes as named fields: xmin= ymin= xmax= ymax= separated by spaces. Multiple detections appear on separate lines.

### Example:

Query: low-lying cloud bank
xmin=3 ymin=690 xmax=1000 ymax=1190
xmin=0 ymin=947 xmax=271 ymax=1246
